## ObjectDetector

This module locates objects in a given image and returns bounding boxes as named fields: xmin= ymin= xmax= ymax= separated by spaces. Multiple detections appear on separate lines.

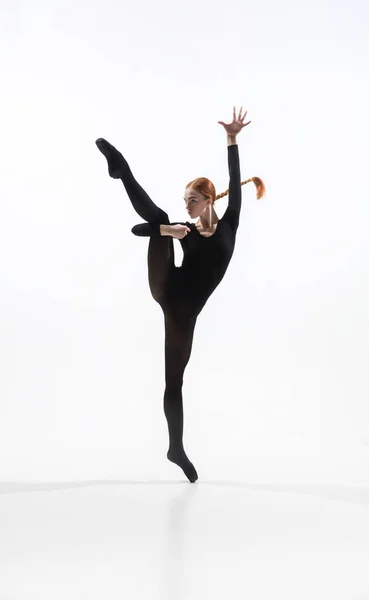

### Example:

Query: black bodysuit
xmin=97 ymin=138 xmax=241 ymax=482
xmin=131 ymin=144 xmax=241 ymax=322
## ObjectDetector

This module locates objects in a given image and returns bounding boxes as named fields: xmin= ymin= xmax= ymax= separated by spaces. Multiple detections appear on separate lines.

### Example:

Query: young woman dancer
xmin=96 ymin=106 xmax=265 ymax=483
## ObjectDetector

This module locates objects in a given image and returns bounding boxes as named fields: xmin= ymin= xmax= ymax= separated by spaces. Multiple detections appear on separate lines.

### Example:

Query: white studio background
xmin=0 ymin=0 xmax=368 ymax=485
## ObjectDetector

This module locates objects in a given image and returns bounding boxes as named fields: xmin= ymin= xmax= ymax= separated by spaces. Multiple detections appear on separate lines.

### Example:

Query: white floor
xmin=1 ymin=476 xmax=369 ymax=599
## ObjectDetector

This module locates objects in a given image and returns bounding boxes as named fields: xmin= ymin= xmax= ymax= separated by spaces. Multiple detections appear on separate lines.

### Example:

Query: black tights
xmin=117 ymin=150 xmax=198 ymax=481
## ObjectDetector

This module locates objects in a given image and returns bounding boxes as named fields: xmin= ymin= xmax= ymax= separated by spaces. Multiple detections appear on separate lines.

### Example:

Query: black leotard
xmin=131 ymin=144 xmax=241 ymax=320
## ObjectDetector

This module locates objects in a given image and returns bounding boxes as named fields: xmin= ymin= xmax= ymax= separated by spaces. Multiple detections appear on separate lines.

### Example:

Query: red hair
xmin=186 ymin=176 xmax=266 ymax=203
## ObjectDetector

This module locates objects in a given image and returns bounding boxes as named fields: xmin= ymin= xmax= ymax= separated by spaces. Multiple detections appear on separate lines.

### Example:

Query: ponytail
xmin=215 ymin=177 xmax=266 ymax=202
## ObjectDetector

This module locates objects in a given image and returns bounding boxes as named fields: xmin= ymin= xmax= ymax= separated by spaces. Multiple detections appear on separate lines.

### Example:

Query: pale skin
xmin=160 ymin=106 xmax=251 ymax=239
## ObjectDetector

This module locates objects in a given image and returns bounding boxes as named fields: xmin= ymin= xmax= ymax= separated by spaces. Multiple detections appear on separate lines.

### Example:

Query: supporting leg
xmin=163 ymin=311 xmax=198 ymax=483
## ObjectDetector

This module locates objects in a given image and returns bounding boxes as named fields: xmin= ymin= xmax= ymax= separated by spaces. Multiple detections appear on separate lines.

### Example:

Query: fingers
xmin=236 ymin=107 xmax=249 ymax=122
xmin=218 ymin=108 xmax=251 ymax=128
xmin=219 ymin=107 xmax=249 ymax=123
xmin=229 ymin=106 xmax=248 ymax=123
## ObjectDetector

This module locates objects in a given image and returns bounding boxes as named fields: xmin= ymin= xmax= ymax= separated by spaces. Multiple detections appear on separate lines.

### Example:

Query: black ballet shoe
xmin=167 ymin=448 xmax=198 ymax=483
xmin=95 ymin=137 xmax=126 ymax=179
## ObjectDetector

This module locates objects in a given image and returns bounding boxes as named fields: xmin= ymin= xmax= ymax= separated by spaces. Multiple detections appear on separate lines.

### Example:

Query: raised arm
xmin=218 ymin=106 xmax=251 ymax=231
xmin=221 ymin=136 xmax=241 ymax=230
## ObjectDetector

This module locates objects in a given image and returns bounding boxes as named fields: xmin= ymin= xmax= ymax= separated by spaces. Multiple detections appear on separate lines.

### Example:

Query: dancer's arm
xmin=131 ymin=222 xmax=188 ymax=237
xmin=217 ymin=106 xmax=251 ymax=232
xmin=221 ymin=139 xmax=241 ymax=231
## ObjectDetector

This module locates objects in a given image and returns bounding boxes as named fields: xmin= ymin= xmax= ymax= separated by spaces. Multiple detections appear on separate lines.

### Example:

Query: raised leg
xmin=96 ymin=138 xmax=175 ymax=303
xmin=96 ymin=137 xmax=161 ymax=222
xmin=163 ymin=311 xmax=198 ymax=483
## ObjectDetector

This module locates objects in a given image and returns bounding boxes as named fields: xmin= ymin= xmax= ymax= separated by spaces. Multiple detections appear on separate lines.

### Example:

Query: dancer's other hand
xmin=218 ymin=106 xmax=251 ymax=136
xmin=170 ymin=224 xmax=191 ymax=239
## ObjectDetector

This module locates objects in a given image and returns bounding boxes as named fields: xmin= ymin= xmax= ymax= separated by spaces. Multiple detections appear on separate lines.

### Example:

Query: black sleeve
xmin=221 ymin=144 xmax=241 ymax=231
xmin=131 ymin=221 xmax=186 ymax=236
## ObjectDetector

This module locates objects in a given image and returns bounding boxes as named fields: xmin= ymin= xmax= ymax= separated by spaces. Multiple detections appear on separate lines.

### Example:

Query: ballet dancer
xmin=96 ymin=106 xmax=265 ymax=483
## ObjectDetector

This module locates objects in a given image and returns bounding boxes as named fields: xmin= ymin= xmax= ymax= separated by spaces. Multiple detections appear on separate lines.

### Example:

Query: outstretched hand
xmin=218 ymin=106 xmax=251 ymax=136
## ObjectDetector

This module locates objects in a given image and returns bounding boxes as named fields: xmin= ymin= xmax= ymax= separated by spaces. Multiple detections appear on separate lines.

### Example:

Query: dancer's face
xmin=183 ymin=187 xmax=212 ymax=219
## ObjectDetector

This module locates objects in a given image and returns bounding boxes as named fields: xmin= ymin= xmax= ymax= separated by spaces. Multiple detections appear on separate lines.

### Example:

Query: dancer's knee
xmin=155 ymin=208 xmax=170 ymax=226
xmin=164 ymin=375 xmax=184 ymax=395
xmin=131 ymin=209 xmax=170 ymax=237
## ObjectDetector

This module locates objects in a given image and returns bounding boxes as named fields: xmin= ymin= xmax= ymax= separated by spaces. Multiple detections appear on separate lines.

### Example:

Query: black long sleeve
xmin=220 ymin=144 xmax=241 ymax=231
xmin=132 ymin=220 xmax=186 ymax=237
